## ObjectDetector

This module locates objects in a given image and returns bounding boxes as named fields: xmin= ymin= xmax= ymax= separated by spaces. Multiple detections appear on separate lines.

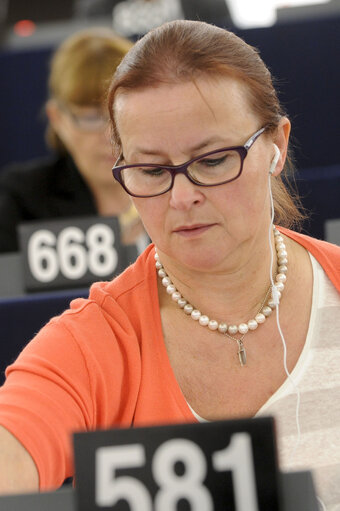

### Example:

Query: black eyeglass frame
xmin=112 ymin=126 xmax=266 ymax=198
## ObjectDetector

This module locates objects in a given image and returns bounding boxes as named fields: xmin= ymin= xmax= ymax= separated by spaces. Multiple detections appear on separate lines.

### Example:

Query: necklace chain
xmin=155 ymin=226 xmax=288 ymax=366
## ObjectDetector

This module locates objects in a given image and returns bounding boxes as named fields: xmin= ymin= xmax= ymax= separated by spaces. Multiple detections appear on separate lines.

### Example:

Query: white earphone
xmin=269 ymin=144 xmax=280 ymax=175
xmin=267 ymin=146 xmax=304 ymax=477
xmin=268 ymin=143 xmax=281 ymax=303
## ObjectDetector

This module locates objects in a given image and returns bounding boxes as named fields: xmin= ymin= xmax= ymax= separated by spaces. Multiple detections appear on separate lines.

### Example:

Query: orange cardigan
xmin=0 ymin=229 xmax=338 ymax=489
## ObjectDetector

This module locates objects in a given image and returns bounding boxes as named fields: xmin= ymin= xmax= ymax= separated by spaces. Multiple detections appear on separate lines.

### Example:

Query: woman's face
xmin=115 ymin=76 xmax=289 ymax=272
xmin=47 ymin=102 xmax=116 ymax=189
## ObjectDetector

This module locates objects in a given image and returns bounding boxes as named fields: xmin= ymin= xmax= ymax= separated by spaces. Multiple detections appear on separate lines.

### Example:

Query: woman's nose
xmin=169 ymin=173 xmax=204 ymax=210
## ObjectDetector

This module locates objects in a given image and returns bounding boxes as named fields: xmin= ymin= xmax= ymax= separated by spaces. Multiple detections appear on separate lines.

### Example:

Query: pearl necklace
xmin=155 ymin=227 xmax=288 ymax=366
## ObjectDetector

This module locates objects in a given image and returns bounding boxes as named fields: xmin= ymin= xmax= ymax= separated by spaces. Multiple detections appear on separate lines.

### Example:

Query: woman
xmin=0 ymin=27 xmax=146 ymax=253
xmin=0 ymin=20 xmax=339 ymax=508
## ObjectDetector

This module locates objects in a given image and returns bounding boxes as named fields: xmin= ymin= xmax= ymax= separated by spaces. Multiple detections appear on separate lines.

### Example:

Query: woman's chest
xmin=161 ymin=306 xmax=309 ymax=420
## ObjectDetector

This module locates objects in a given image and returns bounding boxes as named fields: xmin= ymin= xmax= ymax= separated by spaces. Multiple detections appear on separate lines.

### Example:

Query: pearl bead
xmin=262 ymin=305 xmax=272 ymax=316
xmin=166 ymin=284 xmax=176 ymax=294
xmin=155 ymin=260 xmax=162 ymax=269
xmin=199 ymin=315 xmax=209 ymax=326
xmin=177 ymin=298 xmax=187 ymax=308
xmin=276 ymin=242 xmax=285 ymax=251
xmin=191 ymin=309 xmax=201 ymax=321
xmin=228 ymin=325 xmax=238 ymax=335
xmin=278 ymin=257 xmax=288 ymax=265
xmin=238 ymin=323 xmax=249 ymax=334
xmin=248 ymin=319 xmax=258 ymax=330
xmin=184 ymin=304 xmax=193 ymax=315
xmin=255 ymin=313 xmax=266 ymax=324
xmin=275 ymin=235 xmax=284 ymax=243
xmin=276 ymin=273 xmax=286 ymax=283
xmin=171 ymin=291 xmax=181 ymax=301
xmin=267 ymin=299 xmax=277 ymax=308
xmin=218 ymin=323 xmax=228 ymax=333
xmin=158 ymin=269 xmax=166 ymax=278
xmin=277 ymin=249 xmax=287 ymax=258
xmin=154 ymin=252 xmax=159 ymax=261
xmin=162 ymin=276 xmax=171 ymax=287
xmin=278 ymin=265 xmax=288 ymax=274
xmin=208 ymin=320 xmax=219 ymax=330
xmin=275 ymin=281 xmax=284 ymax=292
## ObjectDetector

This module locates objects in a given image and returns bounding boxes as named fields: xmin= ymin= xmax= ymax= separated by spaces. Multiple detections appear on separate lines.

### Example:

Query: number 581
xmin=96 ymin=434 xmax=259 ymax=511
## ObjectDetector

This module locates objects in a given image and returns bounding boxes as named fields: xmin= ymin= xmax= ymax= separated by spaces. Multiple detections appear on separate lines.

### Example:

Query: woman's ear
xmin=271 ymin=116 xmax=291 ymax=176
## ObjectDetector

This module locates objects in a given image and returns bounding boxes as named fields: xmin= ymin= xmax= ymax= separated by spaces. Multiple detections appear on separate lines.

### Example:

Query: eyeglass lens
xmin=121 ymin=149 xmax=242 ymax=196
xmin=72 ymin=112 xmax=109 ymax=131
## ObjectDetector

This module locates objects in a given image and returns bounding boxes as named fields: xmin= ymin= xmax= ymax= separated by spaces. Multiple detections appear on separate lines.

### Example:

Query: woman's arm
xmin=0 ymin=425 xmax=39 ymax=494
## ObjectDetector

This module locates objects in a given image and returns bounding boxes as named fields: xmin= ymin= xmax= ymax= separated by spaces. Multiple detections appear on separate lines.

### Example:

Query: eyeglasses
xmin=59 ymin=103 xmax=109 ymax=132
xmin=68 ymin=110 xmax=109 ymax=132
xmin=112 ymin=127 xmax=266 ymax=198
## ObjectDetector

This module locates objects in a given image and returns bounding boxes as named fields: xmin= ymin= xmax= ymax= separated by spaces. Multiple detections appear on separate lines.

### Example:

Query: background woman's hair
xmin=46 ymin=27 xmax=133 ymax=153
xmin=108 ymin=19 xmax=305 ymax=229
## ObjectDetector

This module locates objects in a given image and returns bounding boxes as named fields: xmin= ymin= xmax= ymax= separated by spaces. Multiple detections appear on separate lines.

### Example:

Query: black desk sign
xmin=18 ymin=216 xmax=126 ymax=292
xmin=73 ymin=417 xmax=280 ymax=511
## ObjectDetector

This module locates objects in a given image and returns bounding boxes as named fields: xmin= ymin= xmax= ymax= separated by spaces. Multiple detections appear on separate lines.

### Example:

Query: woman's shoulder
xmin=279 ymin=226 xmax=340 ymax=256
xmin=0 ymin=155 xmax=63 ymax=186
xmin=90 ymin=244 xmax=155 ymax=300
xmin=17 ymin=244 xmax=157 ymax=378
xmin=65 ymin=243 xmax=157 ymax=324
xmin=7 ymin=248 xmax=156 ymax=376
xmin=0 ymin=156 xmax=79 ymax=204
xmin=0 ymin=154 xmax=88 ymax=212
xmin=279 ymin=227 xmax=340 ymax=291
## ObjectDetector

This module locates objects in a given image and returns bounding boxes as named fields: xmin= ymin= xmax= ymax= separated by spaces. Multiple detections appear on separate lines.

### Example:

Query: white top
xmin=190 ymin=254 xmax=340 ymax=511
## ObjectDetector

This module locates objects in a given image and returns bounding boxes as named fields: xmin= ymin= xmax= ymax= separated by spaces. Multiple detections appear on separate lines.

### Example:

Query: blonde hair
xmin=46 ymin=27 xmax=133 ymax=152
xmin=108 ymin=20 xmax=305 ymax=229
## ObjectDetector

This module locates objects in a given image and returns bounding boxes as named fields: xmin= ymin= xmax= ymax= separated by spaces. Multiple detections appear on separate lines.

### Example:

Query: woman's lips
xmin=173 ymin=224 xmax=215 ymax=238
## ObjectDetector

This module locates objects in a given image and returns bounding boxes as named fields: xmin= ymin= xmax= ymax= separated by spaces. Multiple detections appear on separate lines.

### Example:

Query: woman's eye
xmin=141 ymin=167 xmax=165 ymax=176
xmin=200 ymin=156 xmax=226 ymax=167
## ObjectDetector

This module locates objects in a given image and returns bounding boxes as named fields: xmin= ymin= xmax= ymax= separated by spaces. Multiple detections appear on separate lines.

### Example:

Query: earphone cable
xmin=268 ymin=172 xmax=301 ymax=459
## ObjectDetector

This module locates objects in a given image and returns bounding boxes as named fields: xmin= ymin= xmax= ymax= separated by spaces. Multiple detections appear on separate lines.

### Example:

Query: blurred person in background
xmin=0 ymin=27 xmax=147 ymax=254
